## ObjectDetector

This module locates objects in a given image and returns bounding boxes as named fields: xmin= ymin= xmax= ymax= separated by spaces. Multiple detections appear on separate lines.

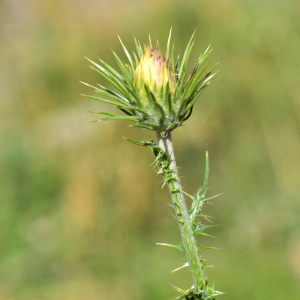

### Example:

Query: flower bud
xmin=134 ymin=47 xmax=175 ymax=106
xmin=83 ymin=29 xmax=217 ymax=137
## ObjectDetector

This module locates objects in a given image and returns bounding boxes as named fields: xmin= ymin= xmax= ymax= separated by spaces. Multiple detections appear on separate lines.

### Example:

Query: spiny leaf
xmin=99 ymin=59 xmax=125 ymax=83
xmin=85 ymin=57 xmax=109 ymax=75
xmin=185 ymin=83 xmax=210 ymax=113
xmin=165 ymin=82 xmax=175 ymax=123
xmin=183 ymin=105 xmax=193 ymax=121
xmin=172 ymin=79 xmax=180 ymax=107
xmin=122 ymin=137 xmax=147 ymax=146
xmin=199 ymin=193 xmax=223 ymax=204
xmin=156 ymin=243 xmax=185 ymax=252
xmin=193 ymin=223 xmax=212 ymax=234
xmin=89 ymin=65 xmax=132 ymax=100
xmin=98 ymin=84 xmax=130 ymax=104
xmin=130 ymin=124 xmax=157 ymax=130
xmin=166 ymin=27 xmax=172 ymax=59
xmin=90 ymin=111 xmax=117 ymax=116
xmin=178 ymin=30 xmax=196 ymax=80
xmin=182 ymin=63 xmax=210 ymax=100
xmin=189 ymin=193 xmax=221 ymax=223
xmin=130 ymin=122 xmax=159 ymax=129
xmin=81 ymin=94 xmax=122 ymax=106
xmin=168 ymin=283 xmax=186 ymax=294
xmin=84 ymin=96 xmax=142 ymax=117
xmin=198 ymin=246 xmax=220 ymax=251
xmin=176 ymin=73 xmax=190 ymax=118
xmin=182 ymin=190 xmax=197 ymax=202
xmin=201 ymin=262 xmax=214 ymax=269
xmin=198 ymin=151 xmax=209 ymax=198
xmin=92 ymin=104 xmax=149 ymax=116
xmin=144 ymin=84 xmax=156 ymax=116
xmin=154 ymin=101 xmax=168 ymax=128
xmin=96 ymin=115 xmax=142 ymax=122
xmin=118 ymin=35 xmax=135 ymax=70
xmin=194 ymin=230 xmax=215 ymax=238
xmin=118 ymin=108 xmax=134 ymax=116
xmin=170 ymin=39 xmax=175 ymax=71
xmin=201 ymin=284 xmax=224 ymax=299
xmin=87 ymin=58 xmax=134 ymax=97
xmin=193 ymin=46 xmax=213 ymax=76
xmin=112 ymin=50 xmax=134 ymax=83
xmin=185 ymin=66 xmax=219 ymax=113
xmin=156 ymin=39 xmax=160 ymax=52
xmin=133 ymin=52 xmax=139 ymax=67
xmin=134 ymin=36 xmax=143 ymax=59
xmin=175 ymin=56 xmax=180 ymax=78
xmin=171 ymin=262 xmax=189 ymax=273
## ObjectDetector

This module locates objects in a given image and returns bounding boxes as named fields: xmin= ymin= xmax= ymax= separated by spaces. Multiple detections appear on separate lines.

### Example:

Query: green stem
xmin=156 ymin=131 xmax=204 ymax=292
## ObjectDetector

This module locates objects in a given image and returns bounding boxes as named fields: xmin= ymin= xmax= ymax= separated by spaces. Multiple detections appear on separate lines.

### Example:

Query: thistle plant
xmin=82 ymin=29 xmax=222 ymax=300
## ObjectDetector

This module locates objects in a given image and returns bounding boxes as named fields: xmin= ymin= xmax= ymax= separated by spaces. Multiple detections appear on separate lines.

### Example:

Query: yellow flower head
xmin=134 ymin=47 xmax=175 ymax=105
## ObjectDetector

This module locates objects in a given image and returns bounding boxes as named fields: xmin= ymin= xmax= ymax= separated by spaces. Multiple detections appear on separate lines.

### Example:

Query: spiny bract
xmin=81 ymin=29 xmax=218 ymax=137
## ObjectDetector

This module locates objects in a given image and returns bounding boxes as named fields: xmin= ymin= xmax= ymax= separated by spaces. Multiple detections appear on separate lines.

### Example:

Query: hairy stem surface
xmin=156 ymin=131 xmax=204 ymax=292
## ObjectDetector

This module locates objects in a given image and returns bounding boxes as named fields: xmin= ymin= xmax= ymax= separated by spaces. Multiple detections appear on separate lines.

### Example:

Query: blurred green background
xmin=1 ymin=0 xmax=300 ymax=299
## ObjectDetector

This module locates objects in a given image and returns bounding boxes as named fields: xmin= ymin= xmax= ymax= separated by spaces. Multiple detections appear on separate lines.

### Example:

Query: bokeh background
xmin=1 ymin=0 xmax=300 ymax=299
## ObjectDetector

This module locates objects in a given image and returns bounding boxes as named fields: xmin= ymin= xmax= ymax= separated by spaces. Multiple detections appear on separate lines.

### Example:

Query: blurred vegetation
xmin=1 ymin=0 xmax=300 ymax=299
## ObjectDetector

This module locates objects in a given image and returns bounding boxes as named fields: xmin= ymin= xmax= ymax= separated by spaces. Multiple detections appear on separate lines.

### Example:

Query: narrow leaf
xmin=166 ymin=27 xmax=172 ymax=59
xmin=98 ymin=84 xmax=131 ymax=104
xmin=97 ymin=115 xmax=141 ymax=122
xmin=170 ymin=39 xmax=175 ymax=71
xmin=113 ymin=50 xmax=133 ymax=83
xmin=118 ymin=35 xmax=135 ymax=69
xmin=81 ymin=94 xmax=121 ymax=106
xmin=144 ymin=85 xmax=156 ymax=117
xmin=118 ymin=108 xmax=134 ymax=116
xmin=178 ymin=31 xmax=196 ymax=80
xmin=130 ymin=124 xmax=156 ymax=130
xmin=81 ymin=82 xmax=129 ymax=105
xmin=185 ymin=84 xmax=209 ymax=113
xmin=149 ymin=34 xmax=152 ymax=48
xmin=131 ymin=122 xmax=160 ymax=130
xmin=154 ymin=101 xmax=167 ymax=128
xmin=99 ymin=59 xmax=125 ymax=83
xmin=134 ymin=37 xmax=143 ymax=59
xmin=90 ymin=66 xmax=132 ymax=100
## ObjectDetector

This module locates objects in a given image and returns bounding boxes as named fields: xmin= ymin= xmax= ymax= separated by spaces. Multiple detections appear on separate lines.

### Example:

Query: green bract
xmin=81 ymin=29 xmax=218 ymax=137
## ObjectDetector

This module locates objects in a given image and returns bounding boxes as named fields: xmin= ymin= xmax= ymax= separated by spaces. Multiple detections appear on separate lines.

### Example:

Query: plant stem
xmin=156 ymin=131 xmax=204 ymax=292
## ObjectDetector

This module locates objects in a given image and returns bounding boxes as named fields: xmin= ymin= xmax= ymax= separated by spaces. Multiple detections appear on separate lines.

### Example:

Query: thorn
xmin=182 ymin=191 xmax=196 ymax=201
xmin=152 ymin=165 xmax=158 ymax=171
xmin=166 ymin=202 xmax=174 ymax=208
xmin=97 ymin=84 xmax=105 ymax=89
xmin=167 ymin=208 xmax=177 ymax=220
xmin=204 ymin=217 xmax=213 ymax=223
xmin=201 ymin=193 xmax=223 ymax=203
xmin=156 ymin=243 xmax=185 ymax=252
xmin=150 ymin=158 xmax=158 ymax=167
xmin=168 ymin=283 xmax=186 ymax=294
xmin=171 ymin=262 xmax=189 ymax=273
